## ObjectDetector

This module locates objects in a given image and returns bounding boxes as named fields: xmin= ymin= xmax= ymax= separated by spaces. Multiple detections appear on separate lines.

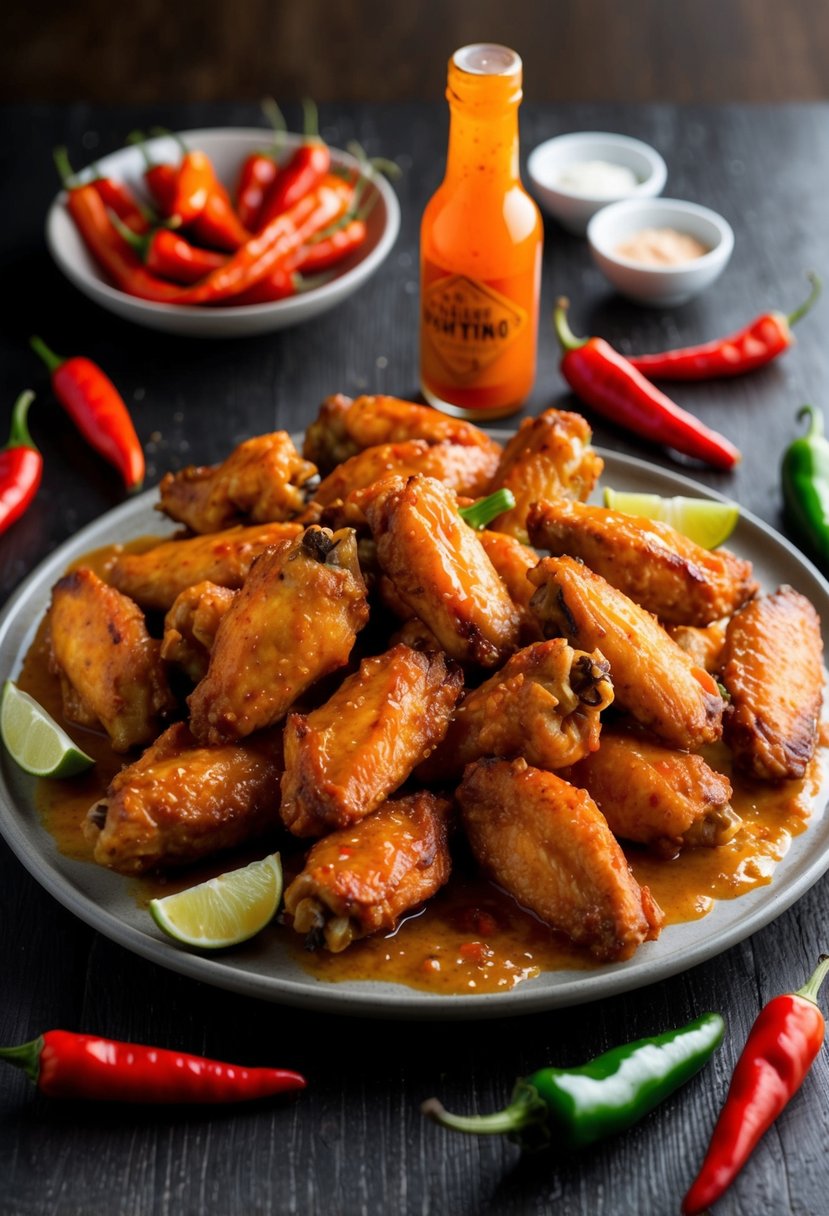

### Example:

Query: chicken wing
xmin=478 ymin=529 xmax=544 ymax=643
xmin=458 ymin=758 xmax=663 ymax=962
xmin=721 ymin=586 xmax=824 ymax=780
xmin=284 ymin=791 xmax=452 ymax=952
xmin=281 ymin=644 xmax=463 ymax=836
xmin=571 ymin=730 xmax=739 ymax=856
xmin=303 ymin=392 xmax=502 ymax=473
xmin=188 ymin=527 xmax=369 ymax=744
xmin=357 ymin=474 xmax=520 ymax=667
xmin=529 ymin=556 xmax=724 ymax=750
xmin=667 ymin=623 xmax=728 ymax=673
xmin=48 ymin=568 xmax=175 ymax=753
xmin=527 ymin=499 xmax=758 ymax=626
xmin=420 ymin=640 xmax=613 ymax=781
xmin=84 ymin=722 xmax=283 ymax=874
xmin=311 ymin=438 xmax=499 ymax=505
xmin=486 ymin=409 xmax=604 ymax=542
xmin=160 ymin=581 xmax=237 ymax=682
xmin=157 ymin=432 xmax=318 ymax=533
xmin=109 ymin=522 xmax=303 ymax=613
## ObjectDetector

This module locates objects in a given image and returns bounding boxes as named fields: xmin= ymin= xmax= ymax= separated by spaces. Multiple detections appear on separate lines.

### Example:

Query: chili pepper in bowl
xmin=554 ymin=298 xmax=741 ymax=470
xmin=111 ymin=215 xmax=227 ymax=285
xmin=30 ymin=336 xmax=145 ymax=491
xmin=629 ymin=273 xmax=821 ymax=380
xmin=0 ymin=392 xmax=42 ymax=535
xmin=54 ymin=147 xmax=152 ymax=234
xmin=257 ymin=98 xmax=331 ymax=229
xmin=422 ymin=1011 xmax=724 ymax=1151
xmin=0 ymin=1029 xmax=305 ymax=1104
xmin=127 ymin=131 xmax=178 ymax=215
xmin=236 ymin=98 xmax=286 ymax=230
xmin=683 ymin=955 xmax=829 ymax=1214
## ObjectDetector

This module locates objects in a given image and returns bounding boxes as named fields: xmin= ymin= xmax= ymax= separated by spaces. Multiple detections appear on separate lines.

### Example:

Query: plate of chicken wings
xmin=1 ymin=394 xmax=828 ymax=1018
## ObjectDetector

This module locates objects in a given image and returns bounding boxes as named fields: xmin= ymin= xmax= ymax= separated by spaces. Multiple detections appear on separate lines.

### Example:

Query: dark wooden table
xmin=2 ymin=101 xmax=829 ymax=1216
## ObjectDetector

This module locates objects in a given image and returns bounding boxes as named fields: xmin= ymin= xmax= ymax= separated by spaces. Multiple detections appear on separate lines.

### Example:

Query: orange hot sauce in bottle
xmin=420 ymin=44 xmax=543 ymax=420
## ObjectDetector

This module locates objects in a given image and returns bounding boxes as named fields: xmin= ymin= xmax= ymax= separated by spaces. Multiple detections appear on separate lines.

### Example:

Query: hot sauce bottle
xmin=420 ymin=44 xmax=543 ymax=419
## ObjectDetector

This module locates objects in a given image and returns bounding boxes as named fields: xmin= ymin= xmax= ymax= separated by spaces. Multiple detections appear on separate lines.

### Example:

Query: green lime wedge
xmin=150 ymin=853 xmax=283 ymax=950
xmin=0 ymin=680 xmax=94 ymax=778
xmin=602 ymin=489 xmax=740 ymax=549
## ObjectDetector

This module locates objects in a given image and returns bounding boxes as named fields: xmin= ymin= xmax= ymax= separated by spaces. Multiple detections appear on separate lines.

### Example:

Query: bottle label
xmin=421 ymin=274 xmax=527 ymax=381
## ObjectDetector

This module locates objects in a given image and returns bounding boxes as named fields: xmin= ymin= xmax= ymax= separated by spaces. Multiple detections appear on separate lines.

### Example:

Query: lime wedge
xmin=602 ymin=489 xmax=740 ymax=549
xmin=0 ymin=680 xmax=94 ymax=778
xmin=150 ymin=853 xmax=283 ymax=949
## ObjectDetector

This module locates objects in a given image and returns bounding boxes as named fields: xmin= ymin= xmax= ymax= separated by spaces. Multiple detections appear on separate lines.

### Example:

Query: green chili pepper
xmin=421 ymin=1012 xmax=724 ymax=1151
xmin=781 ymin=405 xmax=829 ymax=573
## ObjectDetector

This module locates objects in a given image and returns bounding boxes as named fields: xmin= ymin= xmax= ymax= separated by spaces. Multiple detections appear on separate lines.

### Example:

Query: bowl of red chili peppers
xmin=45 ymin=126 xmax=401 ymax=338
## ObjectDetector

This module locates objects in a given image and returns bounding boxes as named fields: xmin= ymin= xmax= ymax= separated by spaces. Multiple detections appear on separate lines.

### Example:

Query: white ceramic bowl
xmin=45 ymin=128 xmax=401 ymax=338
xmin=587 ymin=197 xmax=734 ymax=307
xmin=527 ymin=131 xmax=667 ymax=235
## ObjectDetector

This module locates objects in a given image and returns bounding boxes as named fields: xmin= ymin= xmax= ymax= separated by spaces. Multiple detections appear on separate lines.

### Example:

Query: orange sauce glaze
xmin=18 ymin=541 xmax=827 ymax=996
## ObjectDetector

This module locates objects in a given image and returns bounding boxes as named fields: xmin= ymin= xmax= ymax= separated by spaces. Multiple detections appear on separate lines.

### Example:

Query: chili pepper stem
xmin=797 ymin=403 xmax=823 ymax=439
xmin=30 ymin=335 xmax=65 ymax=375
xmin=109 ymin=213 xmax=150 ymax=258
xmin=421 ymin=1083 xmax=545 ymax=1136
xmin=788 ymin=273 xmax=822 ymax=328
xmin=553 ymin=298 xmax=589 ymax=352
xmin=53 ymin=146 xmax=77 ymax=189
xmin=302 ymin=97 xmax=320 ymax=140
xmin=260 ymin=97 xmax=286 ymax=152
xmin=0 ymin=1036 xmax=43 ymax=1084
xmin=795 ymin=953 xmax=829 ymax=1003
xmin=6 ymin=392 xmax=38 ymax=451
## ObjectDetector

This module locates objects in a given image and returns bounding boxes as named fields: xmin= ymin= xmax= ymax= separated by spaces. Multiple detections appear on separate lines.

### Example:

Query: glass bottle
xmin=420 ymin=44 xmax=543 ymax=419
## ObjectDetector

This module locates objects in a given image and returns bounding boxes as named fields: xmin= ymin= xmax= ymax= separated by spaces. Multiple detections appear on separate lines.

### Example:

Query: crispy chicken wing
xmin=189 ymin=527 xmax=369 ymax=744
xmin=571 ymin=730 xmax=739 ymax=856
xmin=84 ymin=722 xmax=283 ymax=873
xmin=478 ymin=529 xmax=544 ymax=643
xmin=357 ymin=474 xmax=520 ymax=667
xmin=109 ymin=522 xmax=303 ymax=613
xmin=281 ymin=644 xmax=463 ymax=837
xmin=157 ymin=432 xmax=318 ymax=533
xmin=48 ymin=568 xmax=175 ymax=753
xmin=303 ymin=392 xmax=501 ymax=473
xmin=529 ymin=556 xmax=724 ymax=750
xmin=420 ymin=640 xmax=613 ymax=781
xmin=486 ymin=409 xmax=603 ymax=542
xmin=284 ymin=791 xmax=452 ymax=952
xmin=312 ymin=438 xmax=499 ymax=505
xmin=458 ymin=758 xmax=663 ymax=962
xmin=160 ymin=581 xmax=237 ymax=682
xmin=527 ymin=499 xmax=758 ymax=626
xmin=721 ymin=586 xmax=824 ymax=780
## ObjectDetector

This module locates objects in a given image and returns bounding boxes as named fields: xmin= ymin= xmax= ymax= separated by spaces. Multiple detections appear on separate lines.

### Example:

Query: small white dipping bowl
xmin=45 ymin=128 xmax=400 ymax=339
xmin=527 ymin=132 xmax=667 ymax=235
xmin=587 ymin=197 xmax=734 ymax=307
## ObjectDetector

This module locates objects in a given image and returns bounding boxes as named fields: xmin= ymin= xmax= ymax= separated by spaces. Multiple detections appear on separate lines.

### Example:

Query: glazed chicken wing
xmin=420 ymin=640 xmax=613 ymax=781
xmin=48 ymin=568 xmax=175 ymax=753
xmin=721 ymin=586 xmax=824 ymax=780
xmin=571 ymin=730 xmax=739 ymax=856
xmin=529 ymin=556 xmax=724 ymax=750
xmin=84 ymin=722 xmax=283 ymax=874
xmin=357 ymin=474 xmax=520 ymax=667
xmin=527 ymin=499 xmax=758 ymax=626
xmin=189 ymin=527 xmax=369 ymax=744
xmin=281 ymin=644 xmax=463 ymax=836
xmin=478 ymin=529 xmax=544 ymax=643
xmin=303 ymin=392 xmax=502 ymax=473
xmin=486 ymin=409 xmax=603 ymax=542
xmin=157 ymin=432 xmax=318 ymax=533
xmin=109 ymin=522 xmax=303 ymax=613
xmin=458 ymin=758 xmax=663 ymax=962
xmin=312 ymin=439 xmax=499 ymax=505
xmin=667 ymin=622 xmax=728 ymax=673
xmin=284 ymin=791 xmax=452 ymax=952
xmin=160 ymin=581 xmax=237 ymax=682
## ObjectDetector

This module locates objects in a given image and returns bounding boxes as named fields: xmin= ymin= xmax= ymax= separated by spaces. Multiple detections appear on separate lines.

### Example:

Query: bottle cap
xmin=452 ymin=44 xmax=522 ymax=78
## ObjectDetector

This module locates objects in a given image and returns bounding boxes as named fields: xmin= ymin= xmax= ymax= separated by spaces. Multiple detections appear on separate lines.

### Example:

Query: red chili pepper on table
xmin=0 ymin=1030 xmax=305 ymax=1104
xmin=30 ymin=336 xmax=145 ymax=491
xmin=0 ymin=392 xmax=42 ymax=535
xmin=683 ymin=954 xmax=829 ymax=1214
xmin=111 ymin=216 xmax=227 ymax=285
xmin=628 ymin=273 xmax=821 ymax=380
xmin=257 ymin=98 xmax=331 ymax=230
xmin=235 ymin=98 xmax=286 ymax=231
xmin=554 ymin=298 xmax=741 ymax=471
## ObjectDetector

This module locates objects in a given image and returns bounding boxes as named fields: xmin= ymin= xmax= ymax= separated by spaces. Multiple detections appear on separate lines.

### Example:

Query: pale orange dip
xmin=615 ymin=227 xmax=710 ymax=265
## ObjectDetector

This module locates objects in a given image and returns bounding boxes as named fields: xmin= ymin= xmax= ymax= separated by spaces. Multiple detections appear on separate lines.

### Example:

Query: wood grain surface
xmin=1 ymin=100 xmax=829 ymax=1216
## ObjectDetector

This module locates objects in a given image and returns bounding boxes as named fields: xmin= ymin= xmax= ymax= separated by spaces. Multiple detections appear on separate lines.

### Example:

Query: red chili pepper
xmin=683 ymin=955 xmax=829 ymax=1214
xmin=0 ymin=392 xmax=42 ymax=535
xmin=554 ymin=298 xmax=741 ymax=471
xmin=168 ymin=147 xmax=215 ymax=224
xmin=235 ymin=98 xmax=286 ymax=231
xmin=229 ymin=265 xmax=297 ymax=305
xmin=54 ymin=147 xmax=151 ymax=234
xmin=112 ymin=215 xmax=227 ymax=285
xmin=155 ymin=133 xmax=250 ymax=251
xmin=30 ymin=336 xmax=145 ymax=491
xmin=257 ymin=98 xmax=331 ymax=230
xmin=296 ymin=216 xmax=367 ymax=272
xmin=629 ymin=274 xmax=822 ymax=380
xmin=0 ymin=1030 xmax=306 ymax=1104
xmin=127 ymin=132 xmax=179 ymax=215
